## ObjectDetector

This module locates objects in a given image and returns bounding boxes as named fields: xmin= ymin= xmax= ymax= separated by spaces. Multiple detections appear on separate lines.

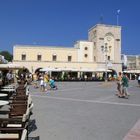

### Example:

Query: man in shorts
xmin=116 ymin=72 xmax=122 ymax=97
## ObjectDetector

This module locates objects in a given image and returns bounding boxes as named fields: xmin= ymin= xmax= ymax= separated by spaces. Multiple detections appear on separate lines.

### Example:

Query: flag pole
xmin=117 ymin=14 xmax=119 ymax=25
xmin=117 ymin=9 xmax=120 ymax=26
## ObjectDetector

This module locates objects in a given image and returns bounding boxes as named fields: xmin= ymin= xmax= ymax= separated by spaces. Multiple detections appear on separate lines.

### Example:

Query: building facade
xmin=13 ymin=24 xmax=122 ymax=78
xmin=127 ymin=55 xmax=140 ymax=70
xmin=121 ymin=54 xmax=140 ymax=70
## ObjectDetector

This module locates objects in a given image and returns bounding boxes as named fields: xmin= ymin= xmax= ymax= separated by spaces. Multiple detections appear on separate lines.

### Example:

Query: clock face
xmin=107 ymin=36 xmax=111 ymax=41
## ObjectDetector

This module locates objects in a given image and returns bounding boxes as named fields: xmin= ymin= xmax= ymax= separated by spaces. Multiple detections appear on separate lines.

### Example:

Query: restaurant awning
xmin=40 ymin=67 xmax=62 ymax=72
xmin=0 ymin=63 xmax=23 ymax=70
xmin=123 ymin=70 xmax=140 ymax=74
xmin=95 ymin=68 xmax=112 ymax=72
xmin=79 ymin=68 xmax=95 ymax=72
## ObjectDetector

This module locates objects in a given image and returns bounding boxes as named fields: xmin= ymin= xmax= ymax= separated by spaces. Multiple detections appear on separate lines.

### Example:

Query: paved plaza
xmin=29 ymin=80 xmax=140 ymax=140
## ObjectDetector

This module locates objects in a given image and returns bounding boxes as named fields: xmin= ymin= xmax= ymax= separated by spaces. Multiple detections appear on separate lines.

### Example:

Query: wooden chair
xmin=0 ymin=118 xmax=27 ymax=129
xmin=0 ymin=107 xmax=31 ymax=140
xmin=0 ymin=128 xmax=27 ymax=140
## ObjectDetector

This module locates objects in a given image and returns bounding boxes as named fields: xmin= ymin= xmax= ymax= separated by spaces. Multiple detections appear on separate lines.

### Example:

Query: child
xmin=49 ymin=77 xmax=57 ymax=90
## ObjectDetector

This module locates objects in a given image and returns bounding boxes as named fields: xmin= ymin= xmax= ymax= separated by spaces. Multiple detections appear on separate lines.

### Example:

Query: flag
xmin=117 ymin=9 xmax=120 ymax=14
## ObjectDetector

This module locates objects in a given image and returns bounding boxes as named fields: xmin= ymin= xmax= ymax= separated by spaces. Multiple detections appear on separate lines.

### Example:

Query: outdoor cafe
xmin=39 ymin=67 xmax=114 ymax=81
xmin=0 ymin=63 xmax=33 ymax=140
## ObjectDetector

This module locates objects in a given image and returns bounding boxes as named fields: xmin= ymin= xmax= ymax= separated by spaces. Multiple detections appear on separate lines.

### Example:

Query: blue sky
xmin=0 ymin=0 xmax=140 ymax=55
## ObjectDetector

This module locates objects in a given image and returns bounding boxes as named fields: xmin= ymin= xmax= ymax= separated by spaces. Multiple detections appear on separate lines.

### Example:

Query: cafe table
xmin=0 ymin=88 xmax=16 ymax=92
xmin=0 ymin=100 xmax=9 ymax=107
xmin=0 ymin=94 xmax=8 ymax=98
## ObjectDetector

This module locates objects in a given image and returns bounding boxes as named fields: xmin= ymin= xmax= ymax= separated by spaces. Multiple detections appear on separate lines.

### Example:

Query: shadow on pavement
xmin=28 ymin=119 xmax=37 ymax=134
xmin=28 ymin=136 xmax=40 ymax=140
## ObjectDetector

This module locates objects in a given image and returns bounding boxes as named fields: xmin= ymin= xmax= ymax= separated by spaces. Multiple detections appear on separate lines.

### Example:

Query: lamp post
xmin=101 ymin=43 xmax=108 ymax=82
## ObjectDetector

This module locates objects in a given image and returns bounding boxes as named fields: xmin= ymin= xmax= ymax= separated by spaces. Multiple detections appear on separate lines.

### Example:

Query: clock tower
xmin=88 ymin=24 xmax=121 ymax=64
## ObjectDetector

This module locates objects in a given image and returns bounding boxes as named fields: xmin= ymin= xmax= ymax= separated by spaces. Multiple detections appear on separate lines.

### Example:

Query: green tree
xmin=0 ymin=51 xmax=13 ymax=62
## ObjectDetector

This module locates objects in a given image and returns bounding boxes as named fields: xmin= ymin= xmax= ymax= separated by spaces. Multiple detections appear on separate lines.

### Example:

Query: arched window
xmin=68 ymin=55 xmax=72 ymax=62
xmin=37 ymin=53 xmax=42 ymax=61
xmin=85 ymin=47 xmax=88 ymax=50
xmin=52 ymin=54 xmax=57 ymax=61
xmin=84 ymin=54 xmax=88 ymax=58
xmin=21 ymin=52 xmax=26 ymax=61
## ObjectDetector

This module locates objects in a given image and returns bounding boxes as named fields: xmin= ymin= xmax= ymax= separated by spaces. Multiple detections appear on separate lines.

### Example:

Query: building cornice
xmin=88 ymin=24 xmax=121 ymax=32
xmin=13 ymin=60 xmax=122 ymax=65
xmin=14 ymin=45 xmax=77 ymax=51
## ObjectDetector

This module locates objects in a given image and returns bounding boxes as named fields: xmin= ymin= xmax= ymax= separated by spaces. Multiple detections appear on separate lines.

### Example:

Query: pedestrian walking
xmin=121 ymin=73 xmax=129 ymax=98
xmin=116 ymin=72 xmax=123 ymax=97
xmin=44 ymin=72 xmax=49 ymax=91
xmin=6 ymin=70 xmax=14 ymax=84
xmin=33 ymin=73 xmax=38 ymax=88
xmin=40 ymin=74 xmax=45 ymax=92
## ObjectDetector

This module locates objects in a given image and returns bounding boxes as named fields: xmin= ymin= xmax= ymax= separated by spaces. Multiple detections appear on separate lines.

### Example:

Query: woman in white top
xmin=40 ymin=75 xmax=45 ymax=92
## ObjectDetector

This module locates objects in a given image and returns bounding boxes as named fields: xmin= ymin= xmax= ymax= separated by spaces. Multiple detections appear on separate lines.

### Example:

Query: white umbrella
xmin=0 ymin=63 xmax=23 ymax=70
xmin=40 ymin=67 xmax=62 ymax=72
xmin=40 ymin=67 xmax=53 ymax=72
xmin=80 ymin=68 xmax=95 ymax=72
xmin=95 ymin=68 xmax=111 ymax=72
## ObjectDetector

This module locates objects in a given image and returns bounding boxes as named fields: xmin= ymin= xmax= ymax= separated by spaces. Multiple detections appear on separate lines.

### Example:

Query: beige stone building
xmin=121 ymin=54 xmax=140 ymax=79
xmin=121 ymin=54 xmax=140 ymax=70
xmin=13 ymin=24 xmax=122 ymax=80
xmin=127 ymin=55 xmax=140 ymax=70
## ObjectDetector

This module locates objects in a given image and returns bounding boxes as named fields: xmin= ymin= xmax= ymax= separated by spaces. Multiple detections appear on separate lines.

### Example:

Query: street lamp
xmin=101 ymin=43 xmax=108 ymax=82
